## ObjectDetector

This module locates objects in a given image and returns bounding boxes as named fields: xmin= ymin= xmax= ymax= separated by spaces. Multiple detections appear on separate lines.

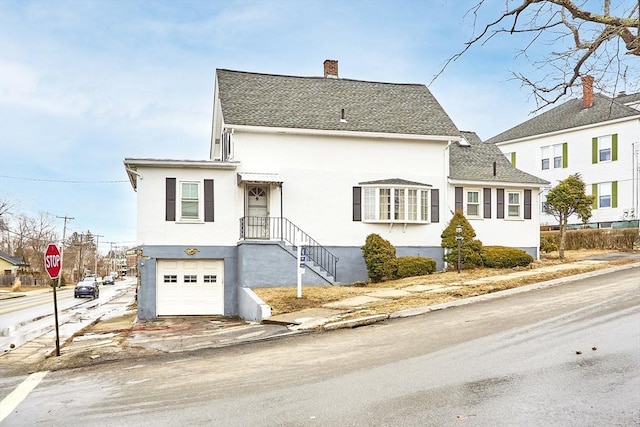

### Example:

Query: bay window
xmin=362 ymin=185 xmax=431 ymax=223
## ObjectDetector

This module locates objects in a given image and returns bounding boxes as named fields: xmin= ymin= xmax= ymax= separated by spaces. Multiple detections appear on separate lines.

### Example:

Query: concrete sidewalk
xmin=1 ymin=255 xmax=639 ymax=374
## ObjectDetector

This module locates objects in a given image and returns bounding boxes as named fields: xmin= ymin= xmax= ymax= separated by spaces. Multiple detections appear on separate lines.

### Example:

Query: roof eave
xmin=492 ymin=114 xmax=640 ymax=145
xmin=448 ymin=178 xmax=550 ymax=188
xmin=225 ymin=124 xmax=460 ymax=143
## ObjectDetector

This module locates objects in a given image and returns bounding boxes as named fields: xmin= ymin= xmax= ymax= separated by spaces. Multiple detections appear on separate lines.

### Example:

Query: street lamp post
xmin=455 ymin=224 xmax=463 ymax=274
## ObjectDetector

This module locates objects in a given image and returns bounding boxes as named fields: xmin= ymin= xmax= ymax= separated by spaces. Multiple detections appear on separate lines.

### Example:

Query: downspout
xmin=280 ymin=183 xmax=284 ymax=242
xmin=444 ymin=140 xmax=452 ymax=216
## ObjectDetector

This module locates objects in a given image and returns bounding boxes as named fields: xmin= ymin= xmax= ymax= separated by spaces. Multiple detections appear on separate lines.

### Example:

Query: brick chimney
xmin=324 ymin=59 xmax=338 ymax=78
xmin=581 ymin=75 xmax=594 ymax=109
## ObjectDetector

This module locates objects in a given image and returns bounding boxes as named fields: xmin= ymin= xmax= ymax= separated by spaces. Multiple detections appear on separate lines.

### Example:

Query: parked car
xmin=74 ymin=279 xmax=99 ymax=299
xmin=102 ymin=275 xmax=114 ymax=285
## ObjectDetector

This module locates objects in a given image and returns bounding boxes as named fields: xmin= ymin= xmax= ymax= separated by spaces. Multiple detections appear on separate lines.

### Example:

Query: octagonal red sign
xmin=45 ymin=244 xmax=61 ymax=279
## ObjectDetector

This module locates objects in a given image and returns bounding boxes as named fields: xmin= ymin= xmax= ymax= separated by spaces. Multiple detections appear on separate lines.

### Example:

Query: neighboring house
xmin=487 ymin=76 xmax=640 ymax=230
xmin=124 ymin=60 xmax=548 ymax=322
xmin=0 ymin=249 xmax=26 ymax=276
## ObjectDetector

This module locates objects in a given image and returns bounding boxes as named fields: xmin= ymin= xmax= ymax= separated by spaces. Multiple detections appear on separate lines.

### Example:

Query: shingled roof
xmin=0 ymin=250 xmax=26 ymax=266
xmin=216 ymin=69 xmax=460 ymax=137
xmin=450 ymin=131 xmax=548 ymax=186
xmin=486 ymin=93 xmax=640 ymax=144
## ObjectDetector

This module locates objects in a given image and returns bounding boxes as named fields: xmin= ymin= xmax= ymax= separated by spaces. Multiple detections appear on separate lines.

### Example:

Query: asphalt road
xmin=1 ymin=267 xmax=638 ymax=426
xmin=0 ymin=280 xmax=134 ymax=353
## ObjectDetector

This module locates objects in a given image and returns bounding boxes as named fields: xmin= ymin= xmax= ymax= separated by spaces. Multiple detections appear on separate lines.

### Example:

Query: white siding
xmin=496 ymin=119 xmax=640 ymax=225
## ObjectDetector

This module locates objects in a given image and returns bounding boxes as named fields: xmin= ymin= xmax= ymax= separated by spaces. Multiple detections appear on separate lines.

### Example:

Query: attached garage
xmin=156 ymin=259 xmax=224 ymax=316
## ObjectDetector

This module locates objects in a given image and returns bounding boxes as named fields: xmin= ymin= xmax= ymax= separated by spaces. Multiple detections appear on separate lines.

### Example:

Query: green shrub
xmin=441 ymin=211 xmax=483 ymax=270
xmin=396 ymin=256 xmax=437 ymax=278
xmin=540 ymin=234 xmax=558 ymax=253
xmin=361 ymin=234 xmax=397 ymax=282
xmin=481 ymin=246 xmax=533 ymax=268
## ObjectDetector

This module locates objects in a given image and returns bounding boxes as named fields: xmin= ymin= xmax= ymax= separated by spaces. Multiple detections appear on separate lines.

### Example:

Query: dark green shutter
xmin=496 ymin=189 xmax=504 ymax=219
xmin=524 ymin=190 xmax=532 ymax=219
xmin=352 ymin=187 xmax=362 ymax=221
xmin=204 ymin=179 xmax=214 ymax=222
xmin=483 ymin=188 xmax=491 ymax=218
xmin=592 ymin=184 xmax=598 ymax=209
xmin=612 ymin=181 xmax=618 ymax=208
xmin=455 ymin=187 xmax=463 ymax=212
xmin=166 ymin=178 xmax=176 ymax=221
xmin=431 ymin=189 xmax=440 ymax=223
xmin=562 ymin=143 xmax=568 ymax=168
xmin=592 ymin=138 xmax=598 ymax=164
xmin=612 ymin=134 xmax=618 ymax=161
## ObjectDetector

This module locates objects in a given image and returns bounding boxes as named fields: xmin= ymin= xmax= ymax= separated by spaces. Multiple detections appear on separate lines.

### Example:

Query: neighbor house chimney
xmin=324 ymin=59 xmax=338 ymax=78
xmin=582 ymin=75 xmax=594 ymax=109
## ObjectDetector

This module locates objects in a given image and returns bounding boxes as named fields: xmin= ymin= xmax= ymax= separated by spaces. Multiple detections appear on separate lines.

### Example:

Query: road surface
xmin=1 ymin=268 xmax=638 ymax=426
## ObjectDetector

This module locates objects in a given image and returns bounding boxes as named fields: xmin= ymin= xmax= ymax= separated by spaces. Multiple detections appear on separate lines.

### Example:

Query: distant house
xmin=487 ymin=76 xmax=640 ymax=230
xmin=0 ymin=250 xmax=27 ymax=277
xmin=124 ymin=60 xmax=548 ymax=322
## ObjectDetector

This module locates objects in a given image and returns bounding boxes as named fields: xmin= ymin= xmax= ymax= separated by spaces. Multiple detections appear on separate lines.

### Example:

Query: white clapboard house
xmin=487 ymin=76 xmax=640 ymax=230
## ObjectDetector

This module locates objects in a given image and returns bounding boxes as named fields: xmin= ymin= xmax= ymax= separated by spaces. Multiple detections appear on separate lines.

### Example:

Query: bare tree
xmin=14 ymin=212 xmax=58 ymax=275
xmin=0 ymin=197 xmax=13 ymax=252
xmin=435 ymin=0 xmax=640 ymax=110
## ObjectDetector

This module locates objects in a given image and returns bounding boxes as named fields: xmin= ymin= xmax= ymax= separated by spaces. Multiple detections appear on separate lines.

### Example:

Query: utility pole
xmin=54 ymin=214 xmax=73 ymax=357
xmin=105 ymin=241 xmax=117 ymax=277
xmin=94 ymin=234 xmax=104 ymax=276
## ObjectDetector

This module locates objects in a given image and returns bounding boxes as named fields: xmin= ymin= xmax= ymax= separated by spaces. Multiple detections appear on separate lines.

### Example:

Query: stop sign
xmin=45 ymin=244 xmax=62 ymax=279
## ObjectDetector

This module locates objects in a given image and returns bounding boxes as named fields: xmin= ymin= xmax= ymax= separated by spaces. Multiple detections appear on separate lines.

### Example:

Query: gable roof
xmin=450 ymin=131 xmax=549 ymax=186
xmin=0 ymin=250 xmax=25 ymax=266
xmin=216 ymin=69 xmax=460 ymax=137
xmin=486 ymin=93 xmax=640 ymax=144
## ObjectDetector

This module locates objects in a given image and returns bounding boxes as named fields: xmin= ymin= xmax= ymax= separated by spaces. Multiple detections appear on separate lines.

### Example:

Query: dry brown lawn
xmin=254 ymin=249 xmax=638 ymax=319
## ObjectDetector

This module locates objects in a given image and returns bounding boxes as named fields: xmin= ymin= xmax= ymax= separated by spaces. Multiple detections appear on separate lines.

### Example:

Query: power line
xmin=0 ymin=175 xmax=128 ymax=184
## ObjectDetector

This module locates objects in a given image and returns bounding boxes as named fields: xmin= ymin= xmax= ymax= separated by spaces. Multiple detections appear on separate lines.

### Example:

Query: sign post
xmin=44 ymin=243 xmax=62 ymax=357
xmin=297 ymin=246 xmax=306 ymax=298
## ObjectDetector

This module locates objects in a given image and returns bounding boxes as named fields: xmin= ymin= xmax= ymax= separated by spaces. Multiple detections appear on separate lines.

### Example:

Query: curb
xmin=323 ymin=314 xmax=389 ymax=330
xmin=325 ymin=262 xmax=640 ymax=328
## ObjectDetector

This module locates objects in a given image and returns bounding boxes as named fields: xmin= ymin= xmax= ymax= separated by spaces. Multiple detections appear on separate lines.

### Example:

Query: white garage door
xmin=156 ymin=259 xmax=224 ymax=316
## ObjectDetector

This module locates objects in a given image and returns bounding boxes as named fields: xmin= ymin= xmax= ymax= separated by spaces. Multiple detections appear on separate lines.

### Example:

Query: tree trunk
xmin=559 ymin=214 xmax=566 ymax=259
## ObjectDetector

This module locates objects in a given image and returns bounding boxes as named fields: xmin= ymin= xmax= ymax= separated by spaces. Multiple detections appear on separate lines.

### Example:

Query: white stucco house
xmin=487 ymin=76 xmax=640 ymax=230
xmin=124 ymin=60 xmax=548 ymax=321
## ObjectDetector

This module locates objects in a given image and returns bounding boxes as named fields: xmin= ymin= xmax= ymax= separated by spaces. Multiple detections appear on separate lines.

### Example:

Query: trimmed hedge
xmin=482 ymin=246 xmax=533 ymax=268
xmin=396 ymin=256 xmax=437 ymax=278
xmin=541 ymin=228 xmax=639 ymax=251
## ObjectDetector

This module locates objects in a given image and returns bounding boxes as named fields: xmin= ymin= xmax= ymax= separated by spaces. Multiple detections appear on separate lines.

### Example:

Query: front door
xmin=247 ymin=185 xmax=269 ymax=239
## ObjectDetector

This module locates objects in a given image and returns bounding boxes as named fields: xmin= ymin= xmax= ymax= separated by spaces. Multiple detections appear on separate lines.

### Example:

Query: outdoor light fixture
xmin=455 ymin=224 xmax=463 ymax=274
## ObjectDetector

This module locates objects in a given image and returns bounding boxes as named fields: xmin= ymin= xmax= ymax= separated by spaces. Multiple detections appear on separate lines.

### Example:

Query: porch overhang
xmin=237 ymin=172 xmax=284 ymax=186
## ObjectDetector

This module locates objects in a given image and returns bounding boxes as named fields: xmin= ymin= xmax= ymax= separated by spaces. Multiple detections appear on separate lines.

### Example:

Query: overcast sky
xmin=0 ymin=0 xmax=618 ymax=253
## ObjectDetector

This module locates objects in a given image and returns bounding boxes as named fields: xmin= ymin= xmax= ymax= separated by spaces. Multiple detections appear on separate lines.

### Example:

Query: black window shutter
xmin=204 ymin=179 xmax=214 ymax=222
xmin=496 ymin=189 xmax=504 ymax=219
xmin=352 ymin=187 xmax=362 ymax=221
xmin=431 ymin=189 xmax=440 ymax=223
xmin=455 ymin=187 xmax=463 ymax=212
xmin=483 ymin=188 xmax=491 ymax=218
xmin=524 ymin=189 xmax=532 ymax=219
xmin=166 ymin=178 xmax=176 ymax=221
